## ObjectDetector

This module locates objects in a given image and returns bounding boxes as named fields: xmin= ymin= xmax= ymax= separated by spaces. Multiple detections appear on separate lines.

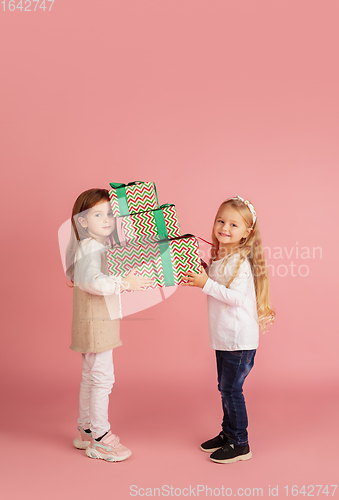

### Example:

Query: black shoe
xmin=210 ymin=442 xmax=252 ymax=463
xmin=200 ymin=431 xmax=228 ymax=452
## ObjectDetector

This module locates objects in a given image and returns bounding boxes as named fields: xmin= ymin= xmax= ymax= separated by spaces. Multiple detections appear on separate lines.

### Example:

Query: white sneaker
xmin=86 ymin=431 xmax=132 ymax=462
xmin=73 ymin=426 xmax=92 ymax=449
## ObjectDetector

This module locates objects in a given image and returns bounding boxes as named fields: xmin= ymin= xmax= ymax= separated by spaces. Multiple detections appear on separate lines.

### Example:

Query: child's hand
xmin=123 ymin=269 xmax=154 ymax=291
xmin=183 ymin=268 xmax=209 ymax=288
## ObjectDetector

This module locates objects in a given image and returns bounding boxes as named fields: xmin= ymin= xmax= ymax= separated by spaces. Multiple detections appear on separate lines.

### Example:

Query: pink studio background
xmin=1 ymin=1 xmax=338 ymax=499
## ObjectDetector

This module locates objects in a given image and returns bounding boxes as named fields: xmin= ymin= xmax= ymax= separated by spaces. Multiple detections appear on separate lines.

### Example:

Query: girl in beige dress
xmin=65 ymin=188 xmax=152 ymax=462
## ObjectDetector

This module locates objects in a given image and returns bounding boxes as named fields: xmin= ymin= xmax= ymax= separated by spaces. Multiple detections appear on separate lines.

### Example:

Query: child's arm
xmin=185 ymin=265 xmax=249 ymax=307
xmin=75 ymin=239 xmax=152 ymax=295
xmin=76 ymin=243 xmax=122 ymax=295
xmin=202 ymin=272 xmax=248 ymax=306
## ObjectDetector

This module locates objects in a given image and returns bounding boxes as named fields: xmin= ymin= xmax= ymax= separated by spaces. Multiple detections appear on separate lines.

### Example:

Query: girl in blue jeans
xmin=185 ymin=195 xmax=275 ymax=463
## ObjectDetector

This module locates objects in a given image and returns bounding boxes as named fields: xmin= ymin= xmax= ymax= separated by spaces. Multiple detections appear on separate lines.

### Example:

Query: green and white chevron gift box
xmin=109 ymin=181 xmax=159 ymax=217
xmin=118 ymin=204 xmax=181 ymax=243
xmin=106 ymin=234 xmax=202 ymax=290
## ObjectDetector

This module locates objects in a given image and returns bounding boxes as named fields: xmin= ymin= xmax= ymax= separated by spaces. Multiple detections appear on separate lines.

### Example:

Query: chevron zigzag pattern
xmin=108 ymin=182 xmax=158 ymax=217
xmin=107 ymin=236 xmax=201 ymax=290
xmin=120 ymin=215 xmax=134 ymax=239
xmin=163 ymin=206 xmax=181 ymax=238
xmin=125 ymin=183 xmax=158 ymax=214
xmin=108 ymin=189 xmax=120 ymax=217
xmin=120 ymin=206 xmax=180 ymax=243
xmin=170 ymin=237 xmax=201 ymax=284
xmin=132 ymin=210 xmax=157 ymax=240
xmin=120 ymin=211 xmax=157 ymax=242
xmin=107 ymin=241 xmax=165 ymax=291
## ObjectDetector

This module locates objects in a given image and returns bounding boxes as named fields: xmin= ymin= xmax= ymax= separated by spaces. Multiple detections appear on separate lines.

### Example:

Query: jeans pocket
xmin=246 ymin=350 xmax=256 ymax=364
xmin=231 ymin=350 xmax=243 ymax=357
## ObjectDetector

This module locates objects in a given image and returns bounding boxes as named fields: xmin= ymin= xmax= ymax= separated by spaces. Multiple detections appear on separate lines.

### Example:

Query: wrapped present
xmin=107 ymin=234 xmax=201 ymax=290
xmin=119 ymin=204 xmax=181 ymax=243
xmin=109 ymin=181 xmax=159 ymax=217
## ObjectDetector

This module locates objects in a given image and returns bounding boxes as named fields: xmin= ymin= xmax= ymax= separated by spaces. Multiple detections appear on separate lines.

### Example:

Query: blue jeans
xmin=216 ymin=349 xmax=256 ymax=446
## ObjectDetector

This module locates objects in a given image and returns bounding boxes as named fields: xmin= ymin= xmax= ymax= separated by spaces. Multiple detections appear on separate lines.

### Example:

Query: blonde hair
xmin=65 ymin=188 xmax=116 ymax=283
xmin=210 ymin=198 xmax=275 ymax=331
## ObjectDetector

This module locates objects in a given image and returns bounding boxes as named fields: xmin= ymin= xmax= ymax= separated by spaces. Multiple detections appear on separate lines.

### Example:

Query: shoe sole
xmin=200 ymin=445 xmax=223 ymax=453
xmin=86 ymin=447 xmax=132 ymax=462
xmin=73 ymin=438 xmax=91 ymax=450
xmin=210 ymin=451 xmax=252 ymax=464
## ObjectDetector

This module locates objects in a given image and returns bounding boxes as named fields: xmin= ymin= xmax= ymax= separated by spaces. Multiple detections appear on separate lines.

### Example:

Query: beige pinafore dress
xmin=70 ymin=238 xmax=122 ymax=353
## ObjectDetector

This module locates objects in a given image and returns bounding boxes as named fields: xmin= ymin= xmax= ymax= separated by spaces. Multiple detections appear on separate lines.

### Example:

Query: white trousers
xmin=78 ymin=350 xmax=114 ymax=439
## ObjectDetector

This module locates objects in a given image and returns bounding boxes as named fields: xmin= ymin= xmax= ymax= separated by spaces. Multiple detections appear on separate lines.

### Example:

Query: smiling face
xmin=77 ymin=200 xmax=114 ymax=244
xmin=214 ymin=204 xmax=252 ymax=253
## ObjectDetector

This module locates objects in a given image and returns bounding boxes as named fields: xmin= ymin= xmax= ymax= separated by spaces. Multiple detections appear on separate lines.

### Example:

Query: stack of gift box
xmin=106 ymin=181 xmax=202 ymax=290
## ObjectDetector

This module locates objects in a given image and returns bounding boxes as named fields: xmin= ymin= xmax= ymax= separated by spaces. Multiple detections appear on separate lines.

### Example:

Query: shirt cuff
xmin=202 ymin=277 xmax=213 ymax=295
xmin=96 ymin=275 xmax=123 ymax=295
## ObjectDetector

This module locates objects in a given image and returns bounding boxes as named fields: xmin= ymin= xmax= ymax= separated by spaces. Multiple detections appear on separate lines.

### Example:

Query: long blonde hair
xmin=211 ymin=198 xmax=275 ymax=331
xmin=65 ymin=188 xmax=116 ymax=283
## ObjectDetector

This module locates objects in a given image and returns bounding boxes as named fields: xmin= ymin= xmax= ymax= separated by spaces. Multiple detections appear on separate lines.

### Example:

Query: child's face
xmin=214 ymin=205 xmax=251 ymax=250
xmin=78 ymin=201 xmax=114 ymax=244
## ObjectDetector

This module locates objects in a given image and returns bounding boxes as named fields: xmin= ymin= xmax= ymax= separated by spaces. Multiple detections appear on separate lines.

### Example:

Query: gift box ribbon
xmin=158 ymin=234 xmax=196 ymax=287
xmin=150 ymin=204 xmax=174 ymax=240
xmin=159 ymin=239 xmax=175 ymax=286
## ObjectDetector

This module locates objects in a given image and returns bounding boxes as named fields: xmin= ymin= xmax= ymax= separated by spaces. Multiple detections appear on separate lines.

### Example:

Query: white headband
xmin=226 ymin=195 xmax=257 ymax=227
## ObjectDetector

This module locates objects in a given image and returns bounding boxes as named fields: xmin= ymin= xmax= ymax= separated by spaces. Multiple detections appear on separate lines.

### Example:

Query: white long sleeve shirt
xmin=202 ymin=254 xmax=259 ymax=351
xmin=74 ymin=238 xmax=124 ymax=296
